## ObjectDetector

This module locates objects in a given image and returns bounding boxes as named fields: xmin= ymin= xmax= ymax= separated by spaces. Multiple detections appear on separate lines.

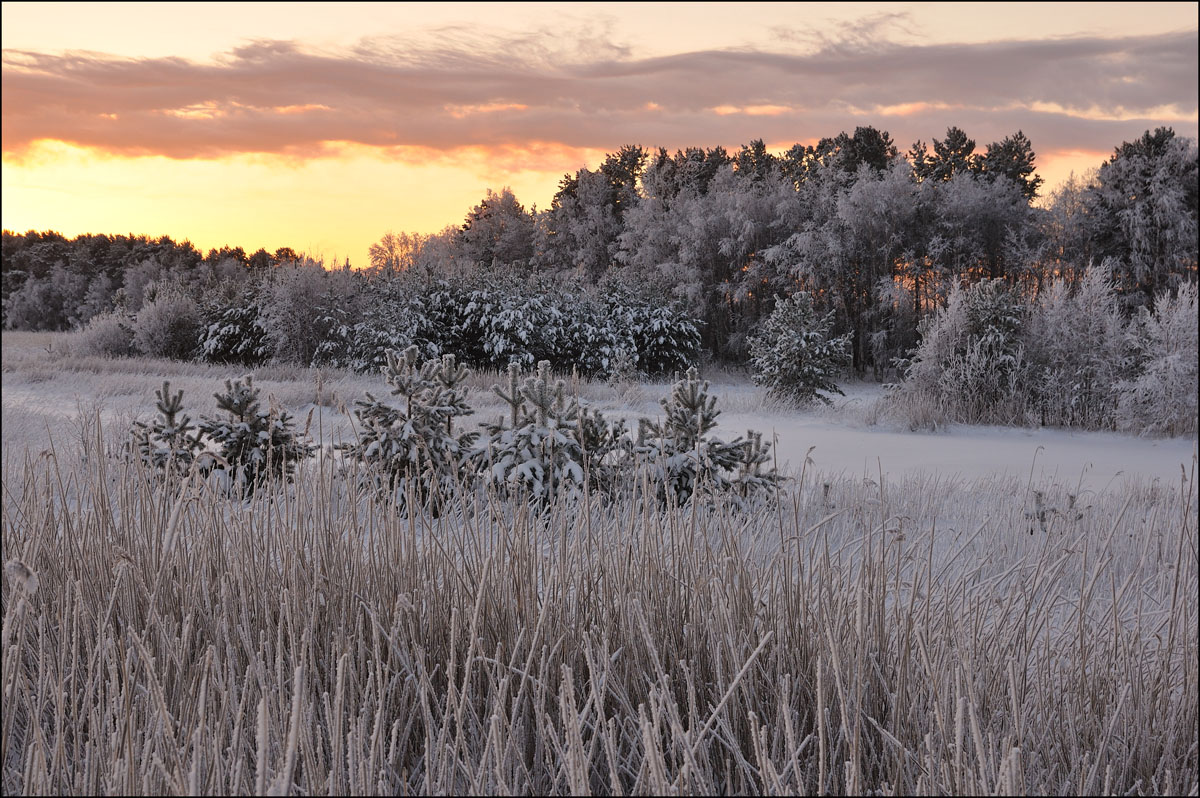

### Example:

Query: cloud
xmin=3 ymin=27 xmax=1196 ymax=166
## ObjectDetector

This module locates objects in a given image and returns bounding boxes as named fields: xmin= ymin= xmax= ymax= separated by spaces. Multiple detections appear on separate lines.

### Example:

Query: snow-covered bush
xmin=1115 ymin=282 xmax=1199 ymax=436
xmin=749 ymin=291 xmax=850 ymax=405
xmin=636 ymin=367 xmax=781 ymax=506
xmin=72 ymin=311 xmax=137 ymax=358
xmin=1025 ymin=266 xmax=1129 ymax=428
xmin=338 ymin=346 xmax=478 ymax=510
xmin=129 ymin=381 xmax=204 ymax=476
xmin=609 ymin=291 xmax=702 ymax=377
xmin=131 ymin=289 xmax=203 ymax=360
xmin=200 ymin=291 xmax=271 ymax=366
xmin=198 ymin=376 xmax=315 ymax=495
xmin=900 ymin=279 xmax=1030 ymax=425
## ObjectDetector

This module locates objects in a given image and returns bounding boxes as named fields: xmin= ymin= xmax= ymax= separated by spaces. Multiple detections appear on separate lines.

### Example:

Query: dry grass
xmin=2 ymin=414 xmax=1196 ymax=796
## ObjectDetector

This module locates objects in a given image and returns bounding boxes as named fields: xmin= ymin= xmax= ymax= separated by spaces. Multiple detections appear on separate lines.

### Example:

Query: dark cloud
xmin=2 ymin=28 xmax=1195 ymax=163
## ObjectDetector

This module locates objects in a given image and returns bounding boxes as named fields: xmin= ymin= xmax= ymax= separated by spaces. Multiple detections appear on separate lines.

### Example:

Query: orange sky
xmin=2 ymin=2 xmax=1197 ymax=265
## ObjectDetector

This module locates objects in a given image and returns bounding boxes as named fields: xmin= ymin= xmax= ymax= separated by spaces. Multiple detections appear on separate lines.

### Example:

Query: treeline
xmin=71 ymin=265 xmax=702 ymax=380
xmin=0 ymin=232 xmax=301 ymax=330
xmin=4 ymin=125 xmax=1197 ymax=379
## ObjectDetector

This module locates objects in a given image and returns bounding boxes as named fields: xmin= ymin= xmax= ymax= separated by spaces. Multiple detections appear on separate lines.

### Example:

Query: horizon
xmin=3 ymin=1 xmax=1197 ymax=265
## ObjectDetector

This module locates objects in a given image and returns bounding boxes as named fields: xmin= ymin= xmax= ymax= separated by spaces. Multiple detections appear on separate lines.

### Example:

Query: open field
xmin=2 ymin=331 xmax=1198 ymax=795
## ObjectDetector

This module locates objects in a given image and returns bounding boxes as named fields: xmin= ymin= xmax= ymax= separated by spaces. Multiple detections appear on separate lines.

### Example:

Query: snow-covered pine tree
xmin=636 ymin=367 xmax=780 ymax=505
xmin=200 ymin=290 xmax=270 ymax=366
xmin=749 ymin=291 xmax=850 ymax=405
xmin=199 ymin=376 xmax=315 ymax=495
xmin=339 ymin=346 xmax=478 ymax=510
xmin=130 ymin=381 xmax=204 ymax=476
xmin=482 ymin=361 xmax=587 ymax=503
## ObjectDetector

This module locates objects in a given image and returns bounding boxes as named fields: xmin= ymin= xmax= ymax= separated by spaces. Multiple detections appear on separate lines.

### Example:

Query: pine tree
xmin=199 ymin=375 xmax=315 ymax=495
xmin=339 ymin=346 xmax=478 ymax=511
xmin=130 ymin=381 xmax=204 ymax=476
xmin=636 ymin=367 xmax=781 ymax=506
xmin=482 ymin=361 xmax=587 ymax=504
xmin=749 ymin=292 xmax=850 ymax=405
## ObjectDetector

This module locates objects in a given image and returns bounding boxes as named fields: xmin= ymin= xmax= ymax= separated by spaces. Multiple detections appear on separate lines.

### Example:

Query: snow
xmin=2 ymin=357 xmax=1194 ymax=494
xmin=720 ymin=408 xmax=1196 ymax=492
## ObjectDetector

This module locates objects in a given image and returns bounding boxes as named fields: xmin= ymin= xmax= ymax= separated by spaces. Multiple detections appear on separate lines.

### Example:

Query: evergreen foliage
xmin=129 ymin=381 xmax=204 ymax=476
xmin=482 ymin=361 xmax=589 ymax=503
xmin=200 ymin=291 xmax=270 ymax=366
xmin=198 ymin=376 xmax=315 ymax=494
xmin=636 ymin=367 xmax=781 ymax=506
xmin=749 ymin=291 xmax=851 ymax=405
xmin=338 ymin=346 xmax=478 ymax=510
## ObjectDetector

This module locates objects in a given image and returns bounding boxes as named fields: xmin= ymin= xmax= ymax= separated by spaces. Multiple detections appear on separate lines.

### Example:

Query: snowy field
xmin=3 ymin=329 xmax=1197 ymax=795
xmin=3 ymin=331 xmax=1194 ymax=494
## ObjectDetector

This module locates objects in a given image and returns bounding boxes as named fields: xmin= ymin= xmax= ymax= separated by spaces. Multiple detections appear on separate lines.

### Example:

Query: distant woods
xmin=3 ymin=125 xmax=1197 ymax=378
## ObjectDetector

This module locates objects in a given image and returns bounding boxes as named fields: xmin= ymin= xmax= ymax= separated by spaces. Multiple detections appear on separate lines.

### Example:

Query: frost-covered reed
xmin=2 ymin=425 xmax=1196 ymax=795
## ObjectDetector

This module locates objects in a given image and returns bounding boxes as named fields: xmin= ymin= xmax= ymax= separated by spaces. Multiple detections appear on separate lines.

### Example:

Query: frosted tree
xmin=1025 ymin=266 xmax=1129 ymax=428
xmin=130 ymin=381 xmax=204 ymax=476
xmin=339 ymin=346 xmax=478 ymax=511
xmin=749 ymin=291 xmax=850 ymax=405
xmin=1115 ymin=282 xmax=1199 ymax=436
xmin=1085 ymin=128 xmax=1198 ymax=310
xmin=456 ymin=188 xmax=536 ymax=272
xmin=199 ymin=376 xmax=315 ymax=495
xmin=132 ymin=287 xmax=203 ymax=360
xmin=900 ymin=279 xmax=1030 ymax=425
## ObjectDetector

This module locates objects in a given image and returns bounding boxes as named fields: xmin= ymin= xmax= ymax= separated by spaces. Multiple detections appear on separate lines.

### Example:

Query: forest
xmin=3 ymin=124 xmax=1197 ymax=433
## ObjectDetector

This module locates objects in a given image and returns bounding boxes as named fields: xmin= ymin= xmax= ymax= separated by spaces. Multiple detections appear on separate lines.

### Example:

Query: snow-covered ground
xmin=2 ymin=334 xmax=1194 ymax=493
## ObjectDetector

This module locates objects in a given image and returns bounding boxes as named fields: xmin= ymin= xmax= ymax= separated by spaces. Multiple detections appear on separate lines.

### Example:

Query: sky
xmin=2 ymin=1 xmax=1197 ymax=266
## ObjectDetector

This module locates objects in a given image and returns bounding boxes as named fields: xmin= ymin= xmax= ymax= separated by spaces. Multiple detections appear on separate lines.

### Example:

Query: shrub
xmin=132 ymin=289 xmax=203 ymax=360
xmin=1116 ymin=281 xmax=1199 ymax=436
xmin=749 ymin=291 xmax=850 ymax=405
xmin=72 ymin=311 xmax=138 ymax=358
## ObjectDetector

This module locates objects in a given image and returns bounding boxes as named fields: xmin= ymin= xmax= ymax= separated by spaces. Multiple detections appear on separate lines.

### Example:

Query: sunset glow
xmin=3 ymin=1 xmax=1197 ymax=264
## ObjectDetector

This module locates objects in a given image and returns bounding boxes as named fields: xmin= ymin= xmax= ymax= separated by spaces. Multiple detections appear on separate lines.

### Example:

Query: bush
xmin=1116 ymin=282 xmax=1199 ymax=436
xmin=132 ymin=289 xmax=203 ymax=360
xmin=749 ymin=291 xmax=850 ymax=405
xmin=72 ymin=311 xmax=138 ymax=358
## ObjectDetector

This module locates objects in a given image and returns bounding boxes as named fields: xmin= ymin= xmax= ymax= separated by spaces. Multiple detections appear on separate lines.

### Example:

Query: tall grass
xmin=2 ymin=421 xmax=1196 ymax=795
